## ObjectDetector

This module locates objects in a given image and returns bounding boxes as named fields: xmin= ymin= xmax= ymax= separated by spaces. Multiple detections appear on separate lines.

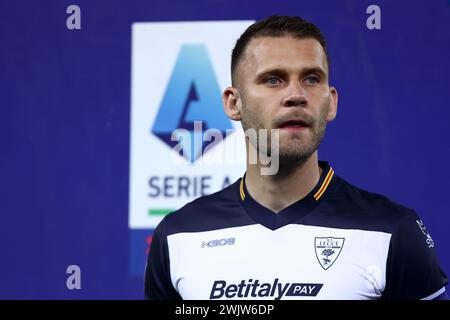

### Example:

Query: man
xmin=145 ymin=15 xmax=448 ymax=300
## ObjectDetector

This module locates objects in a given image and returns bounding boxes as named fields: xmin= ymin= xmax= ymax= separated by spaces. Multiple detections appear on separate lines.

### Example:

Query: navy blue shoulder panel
xmin=301 ymin=174 xmax=420 ymax=234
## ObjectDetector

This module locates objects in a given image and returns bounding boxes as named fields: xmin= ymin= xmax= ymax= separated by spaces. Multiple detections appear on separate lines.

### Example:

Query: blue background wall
xmin=0 ymin=0 xmax=449 ymax=299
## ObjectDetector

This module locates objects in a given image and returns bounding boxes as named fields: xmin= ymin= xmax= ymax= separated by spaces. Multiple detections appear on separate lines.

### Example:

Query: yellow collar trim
xmin=240 ymin=178 xmax=246 ymax=201
xmin=240 ymin=167 xmax=334 ymax=202
xmin=313 ymin=167 xmax=334 ymax=201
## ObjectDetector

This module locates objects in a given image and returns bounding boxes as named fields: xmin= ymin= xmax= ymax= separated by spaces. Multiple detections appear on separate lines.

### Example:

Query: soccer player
xmin=145 ymin=15 xmax=448 ymax=300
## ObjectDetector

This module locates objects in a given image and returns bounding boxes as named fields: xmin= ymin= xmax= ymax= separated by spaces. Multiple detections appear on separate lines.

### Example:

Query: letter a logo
xmin=151 ymin=44 xmax=233 ymax=163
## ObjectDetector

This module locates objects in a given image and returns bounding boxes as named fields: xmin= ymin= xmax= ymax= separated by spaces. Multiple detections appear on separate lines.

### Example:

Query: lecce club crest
xmin=314 ymin=237 xmax=345 ymax=270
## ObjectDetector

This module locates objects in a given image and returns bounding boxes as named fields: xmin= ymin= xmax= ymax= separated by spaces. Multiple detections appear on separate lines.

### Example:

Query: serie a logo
xmin=151 ymin=44 xmax=233 ymax=163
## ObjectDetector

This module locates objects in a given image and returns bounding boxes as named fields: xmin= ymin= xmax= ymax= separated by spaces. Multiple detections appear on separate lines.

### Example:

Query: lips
xmin=278 ymin=119 xmax=308 ymax=128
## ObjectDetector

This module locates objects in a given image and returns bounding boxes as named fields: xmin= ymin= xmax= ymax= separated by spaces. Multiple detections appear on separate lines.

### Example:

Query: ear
xmin=222 ymin=86 xmax=242 ymax=121
xmin=326 ymin=86 xmax=338 ymax=122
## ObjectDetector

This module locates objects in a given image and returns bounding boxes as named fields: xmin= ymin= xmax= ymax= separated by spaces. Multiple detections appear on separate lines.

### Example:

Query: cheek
xmin=310 ymin=88 xmax=330 ymax=101
xmin=251 ymin=90 xmax=280 ymax=111
xmin=311 ymin=90 xmax=331 ymax=113
xmin=243 ymin=105 xmax=268 ymax=128
xmin=256 ymin=104 xmax=276 ymax=128
xmin=243 ymin=94 xmax=271 ymax=122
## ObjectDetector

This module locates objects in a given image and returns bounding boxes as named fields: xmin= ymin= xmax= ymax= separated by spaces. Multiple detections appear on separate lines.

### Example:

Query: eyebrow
xmin=255 ymin=66 xmax=327 ymax=81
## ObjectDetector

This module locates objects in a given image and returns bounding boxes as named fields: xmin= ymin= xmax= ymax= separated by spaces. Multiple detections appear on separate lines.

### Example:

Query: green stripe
xmin=148 ymin=209 xmax=173 ymax=216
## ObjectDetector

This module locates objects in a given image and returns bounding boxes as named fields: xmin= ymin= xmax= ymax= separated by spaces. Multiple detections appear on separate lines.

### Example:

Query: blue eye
xmin=265 ymin=77 xmax=281 ymax=86
xmin=306 ymin=76 xmax=320 ymax=84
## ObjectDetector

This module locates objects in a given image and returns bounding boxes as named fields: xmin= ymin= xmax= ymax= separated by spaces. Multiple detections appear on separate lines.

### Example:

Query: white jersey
xmin=145 ymin=161 xmax=448 ymax=300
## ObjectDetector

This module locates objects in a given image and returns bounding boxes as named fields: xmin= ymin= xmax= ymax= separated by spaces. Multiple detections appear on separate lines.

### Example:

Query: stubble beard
xmin=241 ymin=102 xmax=328 ymax=174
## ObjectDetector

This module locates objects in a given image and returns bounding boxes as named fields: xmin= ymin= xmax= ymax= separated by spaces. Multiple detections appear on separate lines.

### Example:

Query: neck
xmin=245 ymin=151 xmax=322 ymax=213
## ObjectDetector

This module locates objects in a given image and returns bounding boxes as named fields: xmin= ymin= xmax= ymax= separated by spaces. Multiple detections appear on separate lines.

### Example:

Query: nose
xmin=282 ymin=81 xmax=307 ymax=107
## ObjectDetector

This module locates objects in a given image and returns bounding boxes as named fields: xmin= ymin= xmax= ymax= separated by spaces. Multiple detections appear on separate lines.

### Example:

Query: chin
xmin=276 ymin=143 xmax=316 ymax=160
xmin=277 ymin=149 xmax=310 ymax=160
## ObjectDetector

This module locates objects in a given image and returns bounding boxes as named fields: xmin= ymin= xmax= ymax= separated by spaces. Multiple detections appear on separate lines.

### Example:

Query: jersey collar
xmin=238 ymin=160 xmax=336 ymax=230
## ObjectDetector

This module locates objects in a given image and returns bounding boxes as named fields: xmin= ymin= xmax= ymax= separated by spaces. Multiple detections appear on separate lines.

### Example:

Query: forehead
xmin=240 ymin=36 xmax=328 ymax=76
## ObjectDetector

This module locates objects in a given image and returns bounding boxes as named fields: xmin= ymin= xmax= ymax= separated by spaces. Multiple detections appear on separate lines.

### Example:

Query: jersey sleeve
xmin=382 ymin=211 xmax=448 ymax=299
xmin=144 ymin=218 xmax=182 ymax=300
